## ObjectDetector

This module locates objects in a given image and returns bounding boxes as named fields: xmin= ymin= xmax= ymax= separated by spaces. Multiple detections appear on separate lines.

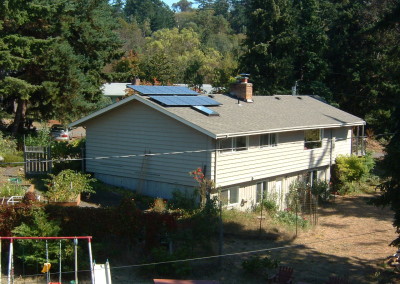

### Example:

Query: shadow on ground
xmin=318 ymin=194 xmax=393 ymax=222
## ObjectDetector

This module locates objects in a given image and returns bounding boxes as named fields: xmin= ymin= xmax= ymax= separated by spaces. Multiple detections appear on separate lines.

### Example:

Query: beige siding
xmin=213 ymin=127 xmax=352 ymax=188
xmin=332 ymin=127 xmax=352 ymax=158
xmin=216 ymin=168 xmax=329 ymax=212
xmin=85 ymin=100 xmax=212 ymax=198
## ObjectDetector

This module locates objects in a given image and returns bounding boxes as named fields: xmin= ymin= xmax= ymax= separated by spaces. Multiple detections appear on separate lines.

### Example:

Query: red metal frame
xmin=1 ymin=236 xmax=94 ymax=284
xmin=0 ymin=236 xmax=92 ymax=240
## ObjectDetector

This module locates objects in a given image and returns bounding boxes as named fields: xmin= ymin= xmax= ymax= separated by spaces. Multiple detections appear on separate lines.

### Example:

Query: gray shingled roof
xmin=70 ymin=93 xmax=364 ymax=139
xmin=153 ymin=94 xmax=364 ymax=137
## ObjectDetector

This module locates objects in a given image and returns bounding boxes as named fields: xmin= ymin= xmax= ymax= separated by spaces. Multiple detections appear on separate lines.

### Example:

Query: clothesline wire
xmin=0 ymin=134 xmax=381 ymax=166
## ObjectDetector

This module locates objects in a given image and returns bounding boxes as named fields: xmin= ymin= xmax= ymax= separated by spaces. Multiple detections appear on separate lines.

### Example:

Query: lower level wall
xmin=94 ymin=166 xmax=329 ymax=211
xmin=94 ymin=173 xmax=193 ymax=199
xmin=215 ymin=166 xmax=330 ymax=212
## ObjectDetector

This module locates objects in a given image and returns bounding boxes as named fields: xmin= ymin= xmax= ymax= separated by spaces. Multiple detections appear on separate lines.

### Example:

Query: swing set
xmin=0 ymin=236 xmax=95 ymax=284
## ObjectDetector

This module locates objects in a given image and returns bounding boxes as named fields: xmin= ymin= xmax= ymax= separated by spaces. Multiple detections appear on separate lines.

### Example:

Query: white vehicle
xmin=50 ymin=124 xmax=71 ymax=141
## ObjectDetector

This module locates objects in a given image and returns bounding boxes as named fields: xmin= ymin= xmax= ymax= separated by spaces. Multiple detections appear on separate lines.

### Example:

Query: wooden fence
xmin=24 ymin=146 xmax=52 ymax=175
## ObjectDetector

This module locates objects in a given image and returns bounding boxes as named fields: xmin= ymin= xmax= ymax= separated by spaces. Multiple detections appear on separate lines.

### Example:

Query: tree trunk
xmin=10 ymin=98 xmax=27 ymax=136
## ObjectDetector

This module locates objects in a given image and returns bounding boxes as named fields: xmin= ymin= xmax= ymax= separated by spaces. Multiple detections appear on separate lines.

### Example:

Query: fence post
xmin=218 ymin=200 xmax=223 ymax=267
xmin=48 ymin=146 xmax=52 ymax=174
xmin=81 ymin=146 xmax=85 ymax=173
xmin=295 ymin=199 xmax=298 ymax=237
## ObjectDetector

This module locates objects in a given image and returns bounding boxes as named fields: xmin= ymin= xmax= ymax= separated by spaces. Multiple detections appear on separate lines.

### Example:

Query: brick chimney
xmin=132 ymin=77 xmax=140 ymax=85
xmin=230 ymin=76 xmax=253 ymax=103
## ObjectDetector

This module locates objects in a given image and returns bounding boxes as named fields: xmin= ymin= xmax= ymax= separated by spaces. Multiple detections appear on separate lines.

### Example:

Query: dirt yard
xmin=1 ymin=164 xmax=398 ymax=283
xmin=108 ymin=194 xmax=398 ymax=284
xmin=212 ymin=194 xmax=398 ymax=284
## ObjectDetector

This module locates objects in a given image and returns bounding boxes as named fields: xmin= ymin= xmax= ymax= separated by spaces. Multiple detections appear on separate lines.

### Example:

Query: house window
xmin=256 ymin=181 xmax=268 ymax=203
xmin=304 ymin=129 xmax=322 ymax=149
xmin=305 ymin=170 xmax=318 ymax=187
xmin=218 ymin=137 xmax=248 ymax=152
xmin=260 ymin=133 xmax=277 ymax=147
xmin=220 ymin=187 xmax=239 ymax=205
xmin=235 ymin=137 xmax=247 ymax=151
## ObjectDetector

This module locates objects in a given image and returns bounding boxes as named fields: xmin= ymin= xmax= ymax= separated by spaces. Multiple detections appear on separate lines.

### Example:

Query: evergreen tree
xmin=240 ymin=0 xmax=297 ymax=94
xmin=292 ymin=0 xmax=330 ymax=100
xmin=124 ymin=0 xmax=176 ymax=32
xmin=326 ymin=0 xmax=399 ymax=133
xmin=0 ymin=0 xmax=121 ymax=134
xmin=370 ymin=1 xmax=400 ymax=247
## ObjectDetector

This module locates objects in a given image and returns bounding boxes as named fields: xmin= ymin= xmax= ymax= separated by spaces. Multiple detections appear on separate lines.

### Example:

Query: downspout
xmin=214 ymin=139 xmax=217 ymax=186
xmin=329 ymin=129 xmax=333 ymax=169
xmin=362 ymin=124 xmax=365 ymax=155
xmin=329 ymin=129 xmax=333 ymax=183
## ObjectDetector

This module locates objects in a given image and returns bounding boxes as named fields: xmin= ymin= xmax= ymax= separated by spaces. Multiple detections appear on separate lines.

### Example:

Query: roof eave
xmin=215 ymin=121 xmax=365 ymax=139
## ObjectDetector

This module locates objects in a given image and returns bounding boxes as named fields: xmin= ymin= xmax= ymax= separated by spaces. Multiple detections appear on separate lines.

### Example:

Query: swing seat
xmin=41 ymin=262 xmax=51 ymax=273
xmin=49 ymin=282 xmax=61 ymax=284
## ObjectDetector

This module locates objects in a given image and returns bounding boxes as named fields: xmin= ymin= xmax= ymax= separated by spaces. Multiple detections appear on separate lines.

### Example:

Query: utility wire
xmin=12 ymin=228 xmax=395 ymax=280
xmin=0 ymin=135 xmax=375 ymax=166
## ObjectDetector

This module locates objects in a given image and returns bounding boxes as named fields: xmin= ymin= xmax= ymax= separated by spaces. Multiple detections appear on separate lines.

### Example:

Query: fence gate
xmin=24 ymin=146 xmax=52 ymax=175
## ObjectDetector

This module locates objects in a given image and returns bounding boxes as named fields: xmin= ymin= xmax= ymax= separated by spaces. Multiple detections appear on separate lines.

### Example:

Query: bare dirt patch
xmin=109 ymin=194 xmax=398 ymax=283
xmin=213 ymin=194 xmax=398 ymax=284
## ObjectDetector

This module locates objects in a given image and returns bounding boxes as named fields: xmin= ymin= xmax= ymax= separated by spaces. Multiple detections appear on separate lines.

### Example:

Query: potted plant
xmin=45 ymin=170 xmax=95 ymax=206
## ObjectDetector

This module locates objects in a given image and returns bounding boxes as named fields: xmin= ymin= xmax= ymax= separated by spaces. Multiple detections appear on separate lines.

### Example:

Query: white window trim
xmin=259 ymin=133 xmax=278 ymax=148
xmin=221 ymin=187 xmax=240 ymax=206
xmin=304 ymin=129 xmax=323 ymax=150
xmin=218 ymin=137 xmax=249 ymax=153
xmin=256 ymin=181 xmax=268 ymax=203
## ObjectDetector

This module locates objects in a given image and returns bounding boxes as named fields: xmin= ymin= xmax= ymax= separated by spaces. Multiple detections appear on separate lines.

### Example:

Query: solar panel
xmin=149 ymin=95 xmax=222 ymax=106
xmin=127 ymin=85 xmax=199 ymax=95
xmin=191 ymin=105 xmax=219 ymax=116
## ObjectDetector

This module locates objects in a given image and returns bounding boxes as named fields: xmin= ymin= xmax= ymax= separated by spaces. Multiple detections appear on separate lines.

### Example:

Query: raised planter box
xmin=48 ymin=194 xmax=81 ymax=207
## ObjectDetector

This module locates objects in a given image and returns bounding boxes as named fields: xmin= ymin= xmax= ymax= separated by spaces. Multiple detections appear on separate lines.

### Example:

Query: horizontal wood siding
xmin=85 ymin=101 xmax=212 ymax=197
xmin=214 ymin=128 xmax=351 ymax=187
xmin=332 ymin=127 xmax=352 ymax=158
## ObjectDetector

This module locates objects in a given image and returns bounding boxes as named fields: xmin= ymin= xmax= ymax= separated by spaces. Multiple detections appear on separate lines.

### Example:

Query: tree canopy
xmin=0 ymin=0 xmax=121 ymax=133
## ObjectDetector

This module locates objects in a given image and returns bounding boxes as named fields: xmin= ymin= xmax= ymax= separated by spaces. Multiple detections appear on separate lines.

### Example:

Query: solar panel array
xmin=127 ymin=85 xmax=199 ymax=95
xmin=149 ymin=95 xmax=222 ymax=107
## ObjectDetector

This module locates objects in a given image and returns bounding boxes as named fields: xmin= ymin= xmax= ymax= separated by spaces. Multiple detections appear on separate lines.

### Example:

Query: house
xmin=70 ymin=82 xmax=365 ymax=211
xmin=101 ymin=83 xmax=130 ymax=103
xmin=174 ymin=84 xmax=217 ymax=94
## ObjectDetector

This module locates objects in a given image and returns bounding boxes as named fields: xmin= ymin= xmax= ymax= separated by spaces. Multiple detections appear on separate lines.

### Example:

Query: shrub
xmin=0 ymin=183 xmax=26 ymax=196
xmin=51 ymin=138 xmax=85 ymax=173
xmin=22 ymin=191 xmax=37 ymax=204
xmin=142 ymin=246 xmax=192 ymax=278
xmin=24 ymin=127 xmax=52 ymax=146
xmin=256 ymin=198 xmax=278 ymax=214
xmin=311 ymin=180 xmax=329 ymax=201
xmin=338 ymin=182 xmax=370 ymax=195
xmin=0 ymin=132 xmax=22 ymax=166
xmin=168 ymin=189 xmax=199 ymax=211
xmin=151 ymin=197 xmax=168 ymax=212
xmin=2 ymin=153 xmax=24 ymax=166
xmin=242 ymin=255 xmax=280 ymax=278
xmin=0 ymin=132 xmax=18 ymax=156
xmin=51 ymin=138 xmax=85 ymax=160
xmin=189 ymin=168 xmax=215 ymax=207
xmin=45 ymin=170 xmax=95 ymax=202
xmin=335 ymin=153 xmax=375 ymax=183
xmin=334 ymin=153 xmax=376 ymax=195
xmin=275 ymin=210 xmax=309 ymax=229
